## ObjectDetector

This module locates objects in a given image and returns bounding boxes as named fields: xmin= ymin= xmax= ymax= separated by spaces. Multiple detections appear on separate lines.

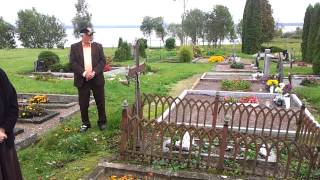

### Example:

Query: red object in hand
xmin=103 ymin=64 xmax=112 ymax=72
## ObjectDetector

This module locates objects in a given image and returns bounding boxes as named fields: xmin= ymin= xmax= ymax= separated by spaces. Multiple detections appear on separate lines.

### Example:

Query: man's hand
xmin=85 ymin=71 xmax=95 ymax=81
xmin=0 ymin=128 xmax=7 ymax=143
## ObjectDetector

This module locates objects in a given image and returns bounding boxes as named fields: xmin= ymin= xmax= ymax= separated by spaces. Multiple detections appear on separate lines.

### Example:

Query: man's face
xmin=82 ymin=33 xmax=93 ymax=44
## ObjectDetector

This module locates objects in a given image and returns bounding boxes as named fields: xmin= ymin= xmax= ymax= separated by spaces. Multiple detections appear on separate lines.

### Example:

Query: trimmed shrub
xmin=49 ymin=63 xmax=71 ymax=72
xmin=178 ymin=46 xmax=193 ymax=63
xmin=38 ymin=51 xmax=60 ymax=68
xmin=165 ymin=38 xmax=176 ymax=50
xmin=230 ymin=62 xmax=245 ymax=69
xmin=114 ymin=38 xmax=132 ymax=61
xmin=138 ymin=38 xmax=147 ymax=58
xmin=260 ymin=46 xmax=284 ymax=53
xmin=207 ymin=49 xmax=225 ymax=56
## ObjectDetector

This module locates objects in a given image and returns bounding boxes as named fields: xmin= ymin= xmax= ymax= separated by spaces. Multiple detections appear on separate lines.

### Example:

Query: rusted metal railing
xmin=120 ymin=94 xmax=320 ymax=179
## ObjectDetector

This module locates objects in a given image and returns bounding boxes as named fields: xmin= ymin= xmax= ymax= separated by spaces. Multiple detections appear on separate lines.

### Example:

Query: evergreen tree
xmin=313 ymin=29 xmax=320 ymax=74
xmin=301 ymin=5 xmax=313 ymax=62
xmin=242 ymin=0 xmax=262 ymax=54
xmin=260 ymin=0 xmax=275 ymax=43
xmin=0 ymin=17 xmax=16 ymax=48
xmin=72 ymin=0 xmax=92 ymax=38
xmin=306 ymin=3 xmax=320 ymax=63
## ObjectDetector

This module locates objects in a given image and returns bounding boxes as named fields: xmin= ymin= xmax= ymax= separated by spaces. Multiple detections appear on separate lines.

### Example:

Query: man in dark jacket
xmin=70 ymin=27 xmax=107 ymax=132
xmin=0 ymin=68 xmax=23 ymax=180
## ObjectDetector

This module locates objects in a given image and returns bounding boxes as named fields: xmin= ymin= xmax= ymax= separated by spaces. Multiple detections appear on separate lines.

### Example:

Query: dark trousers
xmin=0 ymin=143 xmax=23 ymax=180
xmin=78 ymin=81 xmax=106 ymax=126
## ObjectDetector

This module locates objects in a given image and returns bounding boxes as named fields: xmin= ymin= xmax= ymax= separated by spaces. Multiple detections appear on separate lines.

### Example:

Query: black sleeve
xmin=93 ymin=43 xmax=106 ymax=75
xmin=2 ymin=81 xmax=18 ymax=134
xmin=70 ymin=44 xmax=85 ymax=76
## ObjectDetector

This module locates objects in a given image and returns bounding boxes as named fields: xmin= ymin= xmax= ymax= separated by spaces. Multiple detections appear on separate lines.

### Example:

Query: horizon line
xmin=65 ymin=22 xmax=303 ymax=29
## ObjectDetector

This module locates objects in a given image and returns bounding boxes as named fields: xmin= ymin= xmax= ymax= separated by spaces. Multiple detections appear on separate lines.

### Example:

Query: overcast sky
xmin=1 ymin=0 xmax=319 ymax=26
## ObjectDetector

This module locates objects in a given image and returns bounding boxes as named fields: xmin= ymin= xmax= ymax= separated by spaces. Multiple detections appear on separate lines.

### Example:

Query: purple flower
xmin=283 ymin=84 xmax=292 ymax=94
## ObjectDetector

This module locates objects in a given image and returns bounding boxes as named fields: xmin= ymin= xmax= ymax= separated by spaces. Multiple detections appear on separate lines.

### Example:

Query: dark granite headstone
xmin=255 ymin=52 xmax=260 ymax=69
xmin=34 ymin=60 xmax=47 ymax=72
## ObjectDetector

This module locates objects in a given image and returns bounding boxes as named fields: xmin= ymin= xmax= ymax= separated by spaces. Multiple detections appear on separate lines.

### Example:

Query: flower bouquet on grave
xmin=28 ymin=95 xmax=49 ymax=104
xmin=208 ymin=55 xmax=225 ymax=63
xmin=223 ymin=96 xmax=259 ymax=107
xmin=266 ymin=79 xmax=279 ymax=93
xmin=273 ymin=83 xmax=292 ymax=108
xmin=19 ymin=104 xmax=46 ymax=118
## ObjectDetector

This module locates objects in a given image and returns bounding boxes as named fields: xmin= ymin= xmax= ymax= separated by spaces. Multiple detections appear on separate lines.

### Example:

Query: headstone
xmin=277 ymin=53 xmax=284 ymax=83
xmin=282 ymin=50 xmax=289 ymax=61
xmin=34 ymin=60 xmax=47 ymax=72
xmin=288 ymin=73 xmax=292 ymax=86
xmin=255 ymin=52 xmax=260 ymax=69
xmin=290 ymin=49 xmax=294 ymax=69
xmin=263 ymin=49 xmax=271 ymax=79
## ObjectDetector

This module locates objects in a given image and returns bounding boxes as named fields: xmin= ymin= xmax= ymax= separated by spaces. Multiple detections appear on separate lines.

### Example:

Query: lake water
xmin=65 ymin=27 xmax=152 ymax=48
xmin=15 ymin=26 xmax=301 ymax=48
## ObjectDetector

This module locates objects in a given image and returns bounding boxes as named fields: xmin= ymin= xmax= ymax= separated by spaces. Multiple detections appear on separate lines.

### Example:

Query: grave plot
xmin=31 ymin=66 xmax=127 ymax=80
xmin=18 ymin=93 xmax=79 ymax=109
xmin=15 ymin=93 xmax=95 ymax=149
xmin=215 ymin=63 xmax=257 ymax=73
xmin=120 ymin=93 xmax=320 ymax=179
xmin=142 ymin=90 xmax=317 ymax=138
xmin=193 ymin=72 xmax=266 ymax=92
xmin=283 ymin=74 xmax=320 ymax=87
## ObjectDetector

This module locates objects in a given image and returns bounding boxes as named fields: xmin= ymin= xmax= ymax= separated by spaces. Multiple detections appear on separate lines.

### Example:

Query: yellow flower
xmin=266 ymin=79 xmax=279 ymax=86
xmin=110 ymin=176 xmax=117 ymax=180
xmin=208 ymin=55 xmax=224 ymax=63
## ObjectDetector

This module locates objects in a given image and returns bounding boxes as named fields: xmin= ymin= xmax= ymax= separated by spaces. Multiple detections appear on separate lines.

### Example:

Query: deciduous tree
xmin=183 ymin=8 xmax=205 ymax=45
xmin=16 ymin=8 xmax=66 ymax=48
xmin=140 ymin=16 xmax=154 ymax=47
xmin=72 ymin=0 xmax=92 ymax=38
xmin=0 ymin=17 xmax=16 ymax=48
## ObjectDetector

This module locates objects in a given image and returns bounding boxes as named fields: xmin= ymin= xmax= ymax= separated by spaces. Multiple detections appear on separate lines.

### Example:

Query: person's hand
xmin=85 ymin=71 xmax=95 ymax=81
xmin=0 ymin=128 xmax=7 ymax=143
xmin=85 ymin=71 xmax=94 ymax=81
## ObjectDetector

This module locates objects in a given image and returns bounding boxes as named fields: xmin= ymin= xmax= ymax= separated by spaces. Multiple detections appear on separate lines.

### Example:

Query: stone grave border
xmin=84 ymin=162 xmax=246 ymax=180
xmin=200 ymin=72 xmax=257 ymax=81
xmin=15 ymin=93 xmax=95 ymax=149
xmin=14 ymin=127 xmax=24 ymax=135
xmin=31 ymin=66 xmax=127 ymax=80
xmin=215 ymin=63 xmax=258 ymax=73
xmin=18 ymin=93 xmax=79 ymax=109
xmin=156 ymin=90 xmax=319 ymax=135
xmin=18 ymin=110 xmax=59 ymax=124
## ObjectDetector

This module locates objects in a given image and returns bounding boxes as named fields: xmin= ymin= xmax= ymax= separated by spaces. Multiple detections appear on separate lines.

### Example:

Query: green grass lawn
xmin=0 ymin=48 xmax=212 ymax=179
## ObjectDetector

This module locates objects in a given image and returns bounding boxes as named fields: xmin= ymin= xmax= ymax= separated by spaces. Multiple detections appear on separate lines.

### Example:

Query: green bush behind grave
xmin=38 ymin=50 xmax=60 ymax=68
xmin=178 ymin=46 xmax=193 ymax=63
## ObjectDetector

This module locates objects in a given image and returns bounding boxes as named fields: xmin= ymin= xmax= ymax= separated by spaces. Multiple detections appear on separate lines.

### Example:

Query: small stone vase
xmin=269 ymin=85 xmax=274 ymax=94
